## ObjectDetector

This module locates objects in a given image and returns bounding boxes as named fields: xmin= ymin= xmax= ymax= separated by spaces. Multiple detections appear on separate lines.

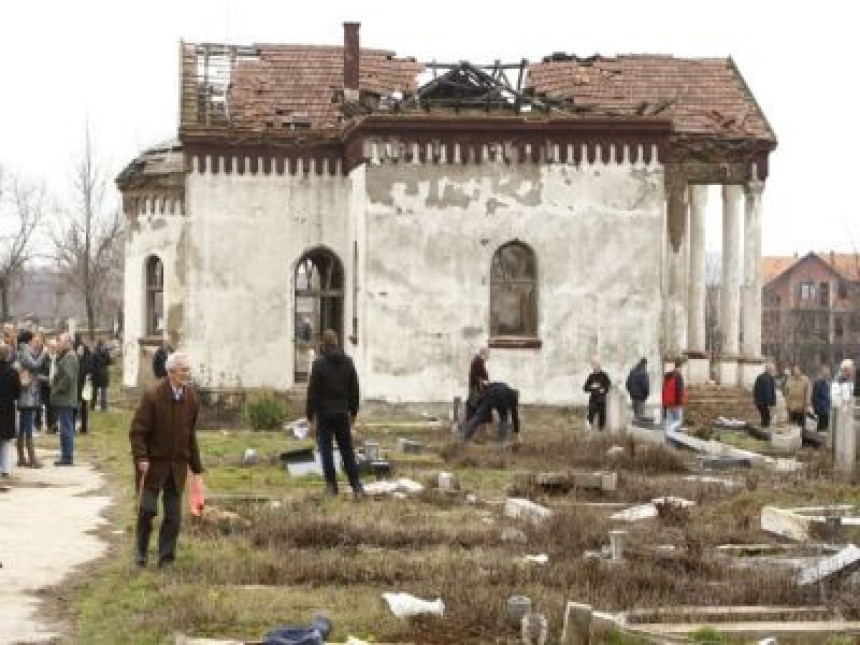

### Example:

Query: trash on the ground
xmin=243 ymin=448 xmax=260 ymax=465
xmin=382 ymin=591 xmax=445 ymax=618
xmin=714 ymin=416 xmax=748 ymax=429
xmin=364 ymin=478 xmax=424 ymax=496
xmin=262 ymin=613 xmax=331 ymax=645
xmin=287 ymin=419 xmax=310 ymax=440
xmin=437 ymin=471 xmax=459 ymax=491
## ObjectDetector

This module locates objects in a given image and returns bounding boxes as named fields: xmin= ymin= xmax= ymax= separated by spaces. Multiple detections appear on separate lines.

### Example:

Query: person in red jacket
xmin=661 ymin=360 xmax=687 ymax=431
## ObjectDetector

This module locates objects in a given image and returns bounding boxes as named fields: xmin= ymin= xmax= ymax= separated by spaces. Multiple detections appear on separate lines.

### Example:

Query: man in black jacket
xmin=306 ymin=329 xmax=363 ymax=498
xmin=753 ymin=362 xmax=777 ymax=428
xmin=462 ymin=381 xmax=520 ymax=444
xmin=625 ymin=358 xmax=650 ymax=419
xmin=152 ymin=341 xmax=171 ymax=380
xmin=583 ymin=359 xmax=611 ymax=430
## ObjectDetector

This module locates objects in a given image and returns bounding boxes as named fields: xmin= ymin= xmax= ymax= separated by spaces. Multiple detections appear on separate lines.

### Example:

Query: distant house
xmin=762 ymin=252 xmax=860 ymax=374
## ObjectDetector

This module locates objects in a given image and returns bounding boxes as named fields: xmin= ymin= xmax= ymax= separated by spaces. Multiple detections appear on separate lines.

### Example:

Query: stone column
xmin=664 ymin=174 xmax=689 ymax=358
xmin=718 ymin=185 xmax=743 ymax=386
xmin=687 ymin=185 xmax=709 ymax=385
xmin=740 ymin=178 xmax=765 ymax=388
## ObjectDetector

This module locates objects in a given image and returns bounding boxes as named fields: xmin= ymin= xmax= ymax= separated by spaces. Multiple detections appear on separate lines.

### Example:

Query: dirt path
xmin=0 ymin=451 xmax=110 ymax=644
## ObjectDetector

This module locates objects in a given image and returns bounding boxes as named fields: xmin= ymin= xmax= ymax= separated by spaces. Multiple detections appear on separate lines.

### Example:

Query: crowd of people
xmin=0 ymin=322 xmax=113 ymax=477
xmin=753 ymin=358 xmax=857 ymax=437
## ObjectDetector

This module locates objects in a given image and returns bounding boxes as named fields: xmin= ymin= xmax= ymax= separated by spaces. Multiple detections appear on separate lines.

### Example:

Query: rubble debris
xmin=610 ymin=497 xmax=694 ymax=522
xmin=770 ymin=426 xmax=801 ymax=452
xmin=606 ymin=446 xmax=626 ymax=461
xmin=796 ymin=544 xmax=860 ymax=585
xmin=505 ymin=497 xmax=554 ymax=524
xmin=501 ymin=527 xmax=528 ymax=544
xmin=533 ymin=471 xmax=617 ymax=493
xmin=382 ymin=591 xmax=444 ymax=618
xmin=609 ymin=530 xmax=627 ymax=561
xmin=521 ymin=553 xmax=549 ymax=565
xmin=521 ymin=611 xmax=549 ymax=645
xmin=287 ymin=418 xmax=310 ymax=439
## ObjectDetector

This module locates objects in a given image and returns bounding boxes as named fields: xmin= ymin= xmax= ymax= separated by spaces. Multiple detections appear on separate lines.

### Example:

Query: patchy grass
xmin=57 ymin=399 xmax=860 ymax=644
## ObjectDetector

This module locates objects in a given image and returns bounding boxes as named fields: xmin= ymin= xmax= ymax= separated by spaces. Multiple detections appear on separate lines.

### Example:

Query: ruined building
xmin=116 ymin=23 xmax=776 ymax=404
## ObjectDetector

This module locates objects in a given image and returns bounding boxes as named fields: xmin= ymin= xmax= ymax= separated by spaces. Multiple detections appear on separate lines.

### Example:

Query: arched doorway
xmin=294 ymin=248 xmax=344 ymax=382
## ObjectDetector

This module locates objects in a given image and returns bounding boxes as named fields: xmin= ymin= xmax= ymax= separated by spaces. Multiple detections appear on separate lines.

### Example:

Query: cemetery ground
xmin=40 ymin=399 xmax=860 ymax=645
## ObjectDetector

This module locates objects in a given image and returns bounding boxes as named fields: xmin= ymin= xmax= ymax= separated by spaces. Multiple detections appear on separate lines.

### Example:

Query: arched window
xmin=145 ymin=255 xmax=164 ymax=336
xmin=490 ymin=242 xmax=537 ymax=340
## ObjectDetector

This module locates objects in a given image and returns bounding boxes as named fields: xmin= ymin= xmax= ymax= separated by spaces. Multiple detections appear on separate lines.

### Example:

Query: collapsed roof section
xmin=166 ymin=24 xmax=777 ymax=183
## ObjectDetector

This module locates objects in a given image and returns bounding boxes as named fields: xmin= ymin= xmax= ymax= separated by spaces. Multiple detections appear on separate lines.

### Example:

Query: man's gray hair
xmin=165 ymin=351 xmax=190 ymax=371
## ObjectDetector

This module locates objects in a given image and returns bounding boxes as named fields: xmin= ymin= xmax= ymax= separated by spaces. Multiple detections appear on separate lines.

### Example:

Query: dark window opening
xmin=490 ymin=242 xmax=538 ymax=340
xmin=145 ymin=256 xmax=164 ymax=337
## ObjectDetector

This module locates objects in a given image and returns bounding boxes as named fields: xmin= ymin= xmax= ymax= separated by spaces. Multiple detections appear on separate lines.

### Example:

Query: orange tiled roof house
xmin=117 ymin=24 xmax=776 ymax=403
xmin=762 ymin=252 xmax=860 ymax=375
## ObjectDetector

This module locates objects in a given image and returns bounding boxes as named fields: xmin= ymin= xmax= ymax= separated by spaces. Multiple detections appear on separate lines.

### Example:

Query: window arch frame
xmin=144 ymin=254 xmax=165 ymax=337
xmin=488 ymin=240 xmax=541 ymax=348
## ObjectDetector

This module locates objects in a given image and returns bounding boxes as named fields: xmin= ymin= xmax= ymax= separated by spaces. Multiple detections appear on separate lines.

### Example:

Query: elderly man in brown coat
xmin=129 ymin=351 xmax=204 ymax=568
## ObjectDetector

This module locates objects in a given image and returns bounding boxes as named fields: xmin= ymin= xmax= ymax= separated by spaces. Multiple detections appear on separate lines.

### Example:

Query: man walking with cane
xmin=129 ymin=352 xmax=204 ymax=568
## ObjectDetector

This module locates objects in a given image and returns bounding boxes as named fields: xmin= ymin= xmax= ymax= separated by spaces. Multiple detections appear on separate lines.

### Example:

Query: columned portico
xmin=664 ymin=175 xmax=689 ymax=358
xmin=717 ymin=184 xmax=743 ymax=386
xmin=686 ymin=184 xmax=710 ymax=385
xmin=740 ymin=176 xmax=766 ymax=388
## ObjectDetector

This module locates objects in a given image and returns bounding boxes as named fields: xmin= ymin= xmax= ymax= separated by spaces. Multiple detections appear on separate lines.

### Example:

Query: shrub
xmin=244 ymin=392 xmax=288 ymax=431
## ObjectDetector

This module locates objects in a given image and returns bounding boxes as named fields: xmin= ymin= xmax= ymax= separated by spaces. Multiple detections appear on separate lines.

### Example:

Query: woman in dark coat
xmin=75 ymin=340 xmax=93 ymax=433
xmin=91 ymin=339 xmax=111 ymax=412
xmin=0 ymin=344 xmax=23 ymax=477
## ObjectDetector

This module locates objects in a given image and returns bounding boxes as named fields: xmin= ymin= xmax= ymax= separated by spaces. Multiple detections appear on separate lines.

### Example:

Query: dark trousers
xmin=136 ymin=472 xmax=182 ymax=566
xmin=316 ymin=412 xmax=361 ymax=492
xmin=57 ymin=407 xmax=75 ymax=463
xmin=75 ymin=397 xmax=89 ymax=433
xmin=632 ymin=399 xmax=646 ymax=419
xmin=588 ymin=401 xmax=606 ymax=430
xmin=789 ymin=411 xmax=805 ymax=428
xmin=756 ymin=403 xmax=771 ymax=428
xmin=817 ymin=412 xmax=830 ymax=432
xmin=92 ymin=386 xmax=108 ymax=412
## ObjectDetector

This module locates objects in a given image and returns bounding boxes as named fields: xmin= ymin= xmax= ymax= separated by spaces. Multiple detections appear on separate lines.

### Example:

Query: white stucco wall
xmin=182 ymin=162 xmax=353 ymax=390
xmin=122 ymin=199 xmax=186 ymax=388
xmin=359 ymin=158 xmax=666 ymax=405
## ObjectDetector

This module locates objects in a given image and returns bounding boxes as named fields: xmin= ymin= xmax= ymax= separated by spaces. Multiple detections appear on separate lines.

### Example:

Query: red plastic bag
xmin=189 ymin=474 xmax=205 ymax=517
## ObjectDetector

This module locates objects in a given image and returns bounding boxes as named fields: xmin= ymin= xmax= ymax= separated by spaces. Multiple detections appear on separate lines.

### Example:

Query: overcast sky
xmin=1 ymin=0 xmax=857 ymax=256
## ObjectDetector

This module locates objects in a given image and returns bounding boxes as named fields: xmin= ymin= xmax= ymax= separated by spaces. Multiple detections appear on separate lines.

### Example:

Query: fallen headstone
xmin=364 ymin=478 xmax=424 ymax=497
xmin=770 ymin=426 xmax=801 ymax=452
xmin=796 ymin=544 xmax=860 ymax=585
xmin=507 ymin=595 xmax=532 ymax=624
xmin=505 ymin=498 xmax=553 ymax=524
xmin=611 ymin=497 xmax=695 ymax=522
xmin=561 ymin=602 xmax=593 ymax=645
xmin=397 ymin=438 xmax=423 ymax=454
xmin=501 ymin=527 xmax=528 ymax=544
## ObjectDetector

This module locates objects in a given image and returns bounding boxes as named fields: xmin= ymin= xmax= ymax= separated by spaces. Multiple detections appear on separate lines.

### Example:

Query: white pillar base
xmin=685 ymin=358 xmax=711 ymax=386
xmin=739 ymin=361 xmax=765 ymax=391
xmin=716 ymin=359 xmax=739 ymax=387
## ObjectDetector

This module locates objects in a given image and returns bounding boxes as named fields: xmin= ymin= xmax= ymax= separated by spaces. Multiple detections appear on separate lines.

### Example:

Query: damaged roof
xmin=527 ymin=55 xmax=775 ymax=142
xmin=179 ymin=41 xmax=775 ymax=146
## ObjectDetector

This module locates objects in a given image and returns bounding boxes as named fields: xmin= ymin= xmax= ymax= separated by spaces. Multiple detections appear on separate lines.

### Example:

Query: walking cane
xmin=136 ymin=467 xmax=146 ymax=516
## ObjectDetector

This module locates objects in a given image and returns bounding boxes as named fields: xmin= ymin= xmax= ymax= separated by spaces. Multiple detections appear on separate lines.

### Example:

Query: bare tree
xmin=0 ymin=169 xmax=47 ymax=321
xmin=53 ymin=126 xmax=124 ymax=340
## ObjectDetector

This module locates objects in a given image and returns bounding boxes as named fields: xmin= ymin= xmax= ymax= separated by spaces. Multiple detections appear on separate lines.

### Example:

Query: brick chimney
xmin=343 ymin=22 xmax=360 ymax=101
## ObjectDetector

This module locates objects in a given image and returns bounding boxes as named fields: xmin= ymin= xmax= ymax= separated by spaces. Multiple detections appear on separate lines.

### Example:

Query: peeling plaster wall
xmin=183 ymin=169 xmax=352 ymax=389
xmin=360 ymin=161 xmax=665 ymax=405
xmin=122 ymin=203 xmax=186 ymax=388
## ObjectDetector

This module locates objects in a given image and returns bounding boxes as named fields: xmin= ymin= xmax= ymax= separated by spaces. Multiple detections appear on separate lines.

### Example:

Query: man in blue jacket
xmin=812 ymin=365 xmax=832 ymax=432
